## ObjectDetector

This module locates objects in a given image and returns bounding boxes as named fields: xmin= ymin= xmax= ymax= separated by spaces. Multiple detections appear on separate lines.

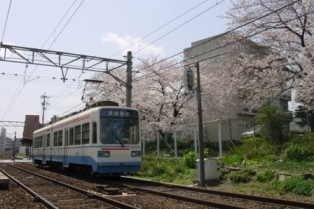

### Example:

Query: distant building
xmin=19 ymin=115 xmax=41 ymax=156
xmin=0 ymin=127 xmax=14 ymax=152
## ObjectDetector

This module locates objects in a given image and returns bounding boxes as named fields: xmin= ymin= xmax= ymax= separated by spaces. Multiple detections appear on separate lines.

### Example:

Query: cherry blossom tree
xmin=86 ymin=56 xmax=196 ymax=135
xmin=221 ymin=0 xmax=314 ymax=109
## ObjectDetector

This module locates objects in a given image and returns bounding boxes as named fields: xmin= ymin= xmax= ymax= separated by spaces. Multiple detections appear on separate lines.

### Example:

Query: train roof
xmin=34 ymin=101 xmax=139 ymax=134
xmin=50 ymin=101 xmax=119 ymax=124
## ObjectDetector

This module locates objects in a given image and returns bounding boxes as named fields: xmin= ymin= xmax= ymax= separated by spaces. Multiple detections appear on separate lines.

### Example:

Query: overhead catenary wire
xmin=40 ymin=0 xmax=78 ymax=49
xmin=131 ymin=0 xmax=302 ymax=83
xmin=0 ymin=0 xmax=13 ymax=44
xmin=109 ymin=0 xmax=210 ymax=59
xmin=1 ymin=0 xmax=85 ymax=121
xmin=133 ymin=0 xmax=225 ymax=56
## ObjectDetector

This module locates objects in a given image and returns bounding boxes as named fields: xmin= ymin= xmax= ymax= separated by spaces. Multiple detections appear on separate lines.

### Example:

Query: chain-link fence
xmin=141 ymin=111 xmax=313 ymax=157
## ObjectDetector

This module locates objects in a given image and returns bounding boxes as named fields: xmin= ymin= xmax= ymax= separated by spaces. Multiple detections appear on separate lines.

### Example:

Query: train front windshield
xmin=100 ymin=109 xmax=140 ymax=145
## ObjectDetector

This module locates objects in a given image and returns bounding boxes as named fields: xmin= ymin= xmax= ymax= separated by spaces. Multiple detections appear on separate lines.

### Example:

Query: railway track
xmin=0 ymin=164 xmax=138 ymax=209
xmin=117 ymin=177 xmax=314 ymax=209
xmin=0 ymin=163 xmax=213 ymax=208
xmin=3 ymin=163 xmax=314 ymax=209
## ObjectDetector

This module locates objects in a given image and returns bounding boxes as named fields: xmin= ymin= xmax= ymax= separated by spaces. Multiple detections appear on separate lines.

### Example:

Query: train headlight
xmin=98 ymin=151 xmax=110 ymax=158
xmin=131 ymin=151 xmax=141 ymax=157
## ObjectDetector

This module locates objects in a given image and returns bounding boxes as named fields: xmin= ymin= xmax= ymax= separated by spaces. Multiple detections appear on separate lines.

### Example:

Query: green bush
xmin=293 ymin=180 xmax=314 ymax=196
xmin=218 ymin=168 xmax=230 ymax=180
xmin=274 ymin=176 xmax=314 ymax=196
xmin=241 ymin=137 xmax=277 ymax=161
xmin=281 ymin=177 xmax=300 ymax=192
xmin=183 ymin=151 xmax=198 ymax=169
xmin=229 ymin=168 xmax=256 ymax=183
xmin=139 ymin=156 xmax=190 ymax=182
xmin=223 ymin=154 xmax=244 ymax=165
xmin=285 ymin=145 xmax=311 ymax=161
xmin=257 ymin=170 xmax=275 ymax=183
xmin=229 ymin=171 xmax=251 ymax=183
xmin=222 ymin=146 xmax=244 ymax=165
xmin=290 ymin=133 xmax=314 ymax=153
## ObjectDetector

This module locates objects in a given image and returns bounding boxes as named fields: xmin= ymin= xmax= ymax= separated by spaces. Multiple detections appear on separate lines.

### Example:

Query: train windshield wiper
xmin=112 ymin=130 xmax=124 ymax=147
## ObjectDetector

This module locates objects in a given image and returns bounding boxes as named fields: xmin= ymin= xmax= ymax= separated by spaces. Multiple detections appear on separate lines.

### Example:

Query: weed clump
xmin=229 ymin=168 xmax=256 ymax=183
xmin=257 ymin=170 xmax=275 ymax=183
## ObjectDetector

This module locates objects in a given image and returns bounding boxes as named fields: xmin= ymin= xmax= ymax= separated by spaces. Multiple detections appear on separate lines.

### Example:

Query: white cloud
xmin=101 ymin=32 xmax=165 ymax=57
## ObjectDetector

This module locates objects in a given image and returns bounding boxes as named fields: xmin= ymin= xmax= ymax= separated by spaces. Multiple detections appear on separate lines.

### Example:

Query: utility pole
xmin=195 ymin=62 xmax=205 ymax=187
xmin=126 ymin=51 xmax=133 ymax=107
xmin=40 ymin=93 xmax=50 ymax=124
xmin=12 ymin=131 xmax=16 ymax=161
xmin=184 ymin=63 xmax=205 ymax=187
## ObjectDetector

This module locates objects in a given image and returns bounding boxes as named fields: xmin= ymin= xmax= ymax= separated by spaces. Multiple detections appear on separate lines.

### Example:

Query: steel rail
xmin=0 ymin=168 xmax=58 ymax=209
xmin=7 ymin=164 xmax=140 ymax=209
xmin=122 ymin=176 xmax=314 ymax=209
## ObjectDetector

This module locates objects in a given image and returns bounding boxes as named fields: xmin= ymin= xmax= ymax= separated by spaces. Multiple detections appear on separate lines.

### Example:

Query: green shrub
xmin=229 ymin=168 xmax=256 ymax=183
xmin=281 ymin=176 xmax=300 ymax=192
xmin=257 ymin=170 xmax=275 ymax=183
xmin=218 ymin=168 xmax=230 ymax=180
xmin=274 ymin=176 xmax=314 ymax=196
xmin=285 ymin=145 xmax=311 ymax=161
xmin=222 ymin=154 xmax=244 ymax=165
xmin=293 ymin=180 xmax=314 ymax=196
xmin=290 ymin=133 xmax=314 ymax=153
xmin=139 ymin=156 xmax=190 ymax=182
xmin=183 ymin=151 xmax=198 ymax=169
xmin=229 ymin=171 xmax=251 ymax=183
xmin=241 ymin=137 xmax=277 ymax=161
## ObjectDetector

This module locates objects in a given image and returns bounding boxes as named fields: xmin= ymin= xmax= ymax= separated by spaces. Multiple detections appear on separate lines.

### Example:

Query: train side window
xmin=47 ymin=133 xmax=50 ymax=147
xmin=58 ymin=130 xmax=63 ymax=146
xmin=69 ymin=127 xmax=74 ymax=145
xmin=82 ymin=123 xmax=90 ymax=144
xmin=65 ymin=129 xmax=69 ymax=146
xmin=39 ymin=136 xmax=43 ymax=148
xmin=75 ymin=125 xmax=81 ymax=145
xmin=34 ymin=137 xmax=38 ymax=148
xmin=53 ymin=132 xmax=58 ymax=146
xmin=92 ymin=122 xmax=97 ymax=144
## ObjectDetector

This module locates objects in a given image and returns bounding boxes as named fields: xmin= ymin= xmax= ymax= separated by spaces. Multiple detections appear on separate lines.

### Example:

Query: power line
xmin=41 ymin=0 xmax=78 ymax=49
xmin=1 ymin=1 xmax=85 ymax=121
xmin=110 ymin=0 xmax=210 ymax=58
xmin=132 ymin=0 xmax=302 ymax=82
xmin=133 ymin=0 xmax=225 ymax=56
xmin=0 ymin=0 xmax=13 ymax=44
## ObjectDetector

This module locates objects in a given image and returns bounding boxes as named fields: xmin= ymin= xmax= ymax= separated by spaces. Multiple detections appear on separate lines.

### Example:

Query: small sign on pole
xmin=183 ymin=66 xmax=195 ymax=91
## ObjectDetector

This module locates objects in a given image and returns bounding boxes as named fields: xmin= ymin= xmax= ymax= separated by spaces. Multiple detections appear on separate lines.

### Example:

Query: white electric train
xmin=33 ymin=101 xmax=141 ymax=175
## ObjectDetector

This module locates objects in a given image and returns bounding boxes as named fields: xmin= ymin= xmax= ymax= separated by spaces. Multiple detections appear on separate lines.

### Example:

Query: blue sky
xmin=0 ymin=0 xmax=232 ymax=138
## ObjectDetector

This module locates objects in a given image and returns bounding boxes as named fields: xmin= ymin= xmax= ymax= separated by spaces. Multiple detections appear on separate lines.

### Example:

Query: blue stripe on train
xmin=33 ymin=154 xmax=141 ymax=174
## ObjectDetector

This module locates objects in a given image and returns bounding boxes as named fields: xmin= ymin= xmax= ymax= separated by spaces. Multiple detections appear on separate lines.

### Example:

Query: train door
xmin=64 ymin=129 xmax=69 ymax=167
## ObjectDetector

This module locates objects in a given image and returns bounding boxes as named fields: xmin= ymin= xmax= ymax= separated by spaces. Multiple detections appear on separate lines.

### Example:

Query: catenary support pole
xmin=195 ymin=62 xmax=205 ymax=187
xmin=218 ymin=119 xmax=223 ymax=167
xmin=194 ymin=127 xmax=198 ymax=153
xmin=126 ymin=51 xmax=132 ymax=107
xmin=174 ymin=130 xmax=177 ymax=158
xmin=157 ymin=131 xmax=160 ymax=157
